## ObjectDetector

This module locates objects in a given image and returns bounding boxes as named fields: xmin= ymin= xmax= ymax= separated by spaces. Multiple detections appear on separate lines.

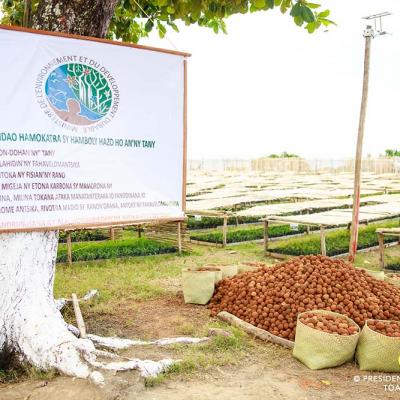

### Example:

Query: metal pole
xmin=349 ymin=26 xmax=373 ymax=262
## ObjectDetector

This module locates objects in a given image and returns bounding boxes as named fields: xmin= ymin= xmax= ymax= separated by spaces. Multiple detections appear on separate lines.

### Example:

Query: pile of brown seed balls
xmin=209 ymin=255 xmax=400 ymax=340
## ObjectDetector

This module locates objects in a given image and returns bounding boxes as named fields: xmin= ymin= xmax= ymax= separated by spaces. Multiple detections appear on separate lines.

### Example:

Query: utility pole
xmin=348 ymin=12 xmax=391 ymax=262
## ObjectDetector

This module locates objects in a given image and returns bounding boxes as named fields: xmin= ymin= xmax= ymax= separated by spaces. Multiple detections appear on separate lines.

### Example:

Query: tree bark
xmin=0 ymin=232 xmax=99 ymax=379
xmin=32 ymin=0 xmax=119 ymax=38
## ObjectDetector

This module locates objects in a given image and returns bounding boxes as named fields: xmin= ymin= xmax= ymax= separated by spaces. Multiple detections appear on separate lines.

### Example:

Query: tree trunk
xmin=32 ymin=0 xmax=119 ymax=38
xmin=1 ymin=0 xmax=119 ymax=380
xmin=0 ymin=232 xmax=99 ymax=379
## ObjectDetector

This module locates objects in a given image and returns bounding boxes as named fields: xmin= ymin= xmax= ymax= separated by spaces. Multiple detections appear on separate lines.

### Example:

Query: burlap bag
xmin=356 ymin=268 xmax=385 ymax=281
xmin=385 ymin=273 xmax=400 ymax=287
xmin=182 ymin=268 xmax=217 ymax=305
xmin=356 ymin=320 xmax=400 ymax=372
xmin=293 ymin=310 xmax=360 ymax=370
xmin=238 ymin=263 xmax=259 ymax=274
xmin=218 ymin=265 xmax=238 ymax=278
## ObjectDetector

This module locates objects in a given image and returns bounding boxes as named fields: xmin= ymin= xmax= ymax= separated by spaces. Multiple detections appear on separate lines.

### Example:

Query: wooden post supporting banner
xmin=72 ymin=293 xmax=87 ymax=339
xmin=67 ymin=232 xmax=72 ymax=267
xmin=349 ymin=26 xmax=373 ymax=262
xmin=177 ymin=221 xmax=182 ymax=254
xmin=378 ymin=233 xmax=385 ymax=270
xmin=222 ymin=215 xmax=228 ymax=247
xmin=263 ymin=220 xmax=269 ymax=254
xmin=110 ymin=227 xmax=115 ymax=241
xmin=182 ymin=59 xmax=188 ymax=213
xmin=320 ymin=225 xmax=327 ymax=256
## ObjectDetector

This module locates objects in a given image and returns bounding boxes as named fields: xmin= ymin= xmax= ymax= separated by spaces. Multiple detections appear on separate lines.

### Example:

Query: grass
xmin=269 ymin=219 xmax=400 ymax=256
xmin=53 ymin=243 xmax=284 ymax=387
xmin=6 ymin=237 xmax=398 ymax=386
xmin=0 ymin=363 xmax=57 ymax=384
xmin=190 ymin=223 xmax=318 ymax=244
xmin=352 ymin=243 xmax=400 ymax=271
xmin=57 ymin=237 xmax=177 ymax=262
xmin=54 ymin=243 xmax=273 ymax=301
xmin=144 ymin=320 xmax=288 ymax=388
xmin=55 ymin=252 xmax=184 ymax=304
xmin=53 ymin=243 xmax=275 ymax=335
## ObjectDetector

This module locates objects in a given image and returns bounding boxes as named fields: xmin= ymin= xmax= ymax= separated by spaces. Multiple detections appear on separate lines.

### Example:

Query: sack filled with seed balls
xmin=293 ymin=310 xmax=360 ymax=369
xmin=209 ymin=255 xmax=400 ymax=341
xmin=356 ymin=319 xmax=400 ymax=372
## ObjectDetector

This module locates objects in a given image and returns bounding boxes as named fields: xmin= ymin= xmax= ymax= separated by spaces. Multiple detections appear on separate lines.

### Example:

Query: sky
xmin=142 ymin=0 xmax=400 ymax=160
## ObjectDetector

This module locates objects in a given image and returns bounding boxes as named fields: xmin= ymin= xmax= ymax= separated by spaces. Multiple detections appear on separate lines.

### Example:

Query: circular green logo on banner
xmin=45 ymin=63 xmax=113 ymax=126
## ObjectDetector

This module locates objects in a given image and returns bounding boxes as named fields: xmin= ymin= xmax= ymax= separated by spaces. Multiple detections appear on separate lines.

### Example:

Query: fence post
xmin=110 ymin=227 xmax=115 ymax=241
xmin=177 ymin=221 xmax=182 ymax=254
xmin=378 ymin=233 xmax=385 ymax=270
xmin=263 ymin=220 xmax=269 ymax=254
xmin=67 ymin=232 xmax=72 ymax=267
xmin=222 ymin=215 xmax=228 ymax=247
xmin=320 ymin=226 xmax=327 ymax=256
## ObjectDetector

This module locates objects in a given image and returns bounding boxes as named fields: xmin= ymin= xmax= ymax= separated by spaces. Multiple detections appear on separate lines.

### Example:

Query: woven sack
xmin=182 ymin=268 xmax=216 ymax=305
xmin=293 ymin=310 xmax=360 ymax=370
xmin=356 ymin=320 xmax=400 ymax=372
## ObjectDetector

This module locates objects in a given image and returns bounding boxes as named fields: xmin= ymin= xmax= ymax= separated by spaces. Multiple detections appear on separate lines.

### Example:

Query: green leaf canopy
xmin=0 ymin=0 xmax=334 ymax=43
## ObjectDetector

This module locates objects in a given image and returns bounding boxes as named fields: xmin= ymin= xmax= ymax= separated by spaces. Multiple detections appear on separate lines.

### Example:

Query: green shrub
xmin=59 ymin=229 xmax=109 ymax=243
xmin=57 ymin=238 xmax=176 ymax=262
xmin=386 ymin=263 xmax=400 ymax=271
xmin=190 ymin=224 xmax=318 ymax=244
xmin=187 ymin=216 xmax=260 ymax=230
xmin=269 ymin=220 xmax=400 ymax=256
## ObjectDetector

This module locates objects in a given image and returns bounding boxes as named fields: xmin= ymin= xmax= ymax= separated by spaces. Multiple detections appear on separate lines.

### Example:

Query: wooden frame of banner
xmin=0 ymin=25 xmax=189 ymax=234
xmin=0 ymin=25 xmax=190 ymax=57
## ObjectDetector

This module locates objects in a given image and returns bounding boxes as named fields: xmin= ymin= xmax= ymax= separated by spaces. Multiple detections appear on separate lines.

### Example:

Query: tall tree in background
xmin=1 ymin=0 xmax=334 ymax=40
xmin=0 ymin=0 xmax=333 ymax=381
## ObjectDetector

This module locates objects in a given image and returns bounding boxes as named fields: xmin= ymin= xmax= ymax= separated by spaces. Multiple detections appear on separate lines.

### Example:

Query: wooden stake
xmin=263 ymin=220 xmax=269 ymax=253
xmin=67 ymin=233 xmax=72 ymax=267
xmin=222 ymin=215 xmax=228 ymax=247
xmin=349 ymin=27 xmax=373 ymax=262
xmin=320 ymin=225 xmax=327 ymax=256
xmin=378 ymin=233 xmax=385 ymax=271
xmin=177 ymin=221 xmax=182 ymax=254
xmin=110 ymin=227 xmax=115 ymax=241
xmin=72 ymin=293 xmax=87 ymax=338
xmin=137 ymin=225 xmax=142 ymax=238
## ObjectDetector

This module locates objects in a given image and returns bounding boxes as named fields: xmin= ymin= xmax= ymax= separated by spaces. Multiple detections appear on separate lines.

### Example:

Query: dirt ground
xmin=1 ymin=295 xmax=399 ymax=400
xmin=3 ymin=362 xmax=399 ymax=400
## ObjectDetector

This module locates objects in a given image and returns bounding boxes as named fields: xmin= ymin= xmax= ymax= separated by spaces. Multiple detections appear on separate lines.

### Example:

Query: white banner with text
xmin=0 ymin=28 xmax=186 ymax=231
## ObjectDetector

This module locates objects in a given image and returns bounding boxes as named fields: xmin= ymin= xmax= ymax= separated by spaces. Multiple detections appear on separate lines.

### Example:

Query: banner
xmin=0 ymin=27 xmax=188 ymax=232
